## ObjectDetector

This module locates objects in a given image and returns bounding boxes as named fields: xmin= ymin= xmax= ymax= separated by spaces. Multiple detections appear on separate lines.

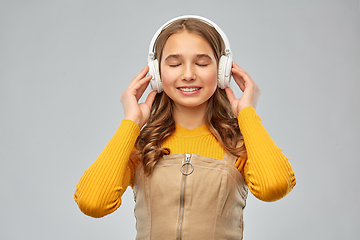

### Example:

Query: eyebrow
xmin=164 ymin=54 xmax=181 ymax=61
xmin=195 ymin=54 xmax=212 ymax=60
xmin=164 ymin=54 xmax=213 ymax=61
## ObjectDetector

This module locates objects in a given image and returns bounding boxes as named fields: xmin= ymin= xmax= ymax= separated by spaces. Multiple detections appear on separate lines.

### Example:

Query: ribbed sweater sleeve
xmin=238 ymin=107 xmax=296 ymax=202
xmin=74 ymin=119 xmax=140 ymax=218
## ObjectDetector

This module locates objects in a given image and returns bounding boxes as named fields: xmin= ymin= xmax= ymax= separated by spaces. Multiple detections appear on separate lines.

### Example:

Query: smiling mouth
xmin=178 ymin=87 xmax=201 ymax=92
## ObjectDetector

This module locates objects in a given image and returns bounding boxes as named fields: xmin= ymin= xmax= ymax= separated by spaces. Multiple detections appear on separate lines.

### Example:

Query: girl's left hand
xmin=225 ymin=62 xmax=261 ymax=117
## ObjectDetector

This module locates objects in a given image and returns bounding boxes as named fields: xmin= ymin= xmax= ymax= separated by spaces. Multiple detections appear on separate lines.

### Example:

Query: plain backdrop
xmin=1 ymin=0 xmax=359 ymax=239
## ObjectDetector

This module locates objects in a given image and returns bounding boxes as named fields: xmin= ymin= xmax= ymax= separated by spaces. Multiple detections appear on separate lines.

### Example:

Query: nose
xmin=181 ymin=64 xmax=196 ymax=81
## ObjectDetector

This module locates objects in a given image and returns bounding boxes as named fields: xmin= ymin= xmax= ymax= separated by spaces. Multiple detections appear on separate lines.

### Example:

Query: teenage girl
xmin=74 ymin=15 xmax=296 ymax=239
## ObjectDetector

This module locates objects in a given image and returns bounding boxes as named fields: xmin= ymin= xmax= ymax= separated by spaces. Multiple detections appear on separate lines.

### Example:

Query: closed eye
xmin=169 ymin=64 xmax=181 ymax=67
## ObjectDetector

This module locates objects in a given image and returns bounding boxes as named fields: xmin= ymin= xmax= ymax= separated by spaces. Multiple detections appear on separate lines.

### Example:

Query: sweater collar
xmin=173 ymin=124 xmax=212 ymax=137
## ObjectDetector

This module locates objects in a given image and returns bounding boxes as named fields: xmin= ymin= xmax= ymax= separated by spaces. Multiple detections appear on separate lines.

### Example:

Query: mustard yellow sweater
xmin=74 ymin=107 xmax=296 ymax=218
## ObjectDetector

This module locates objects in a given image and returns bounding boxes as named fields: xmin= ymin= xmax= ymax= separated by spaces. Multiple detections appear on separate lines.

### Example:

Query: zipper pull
xmin=185 ymin=153 xmax=191 ymax=162
xmin=181 ymin=154 xmax=194 ymax=175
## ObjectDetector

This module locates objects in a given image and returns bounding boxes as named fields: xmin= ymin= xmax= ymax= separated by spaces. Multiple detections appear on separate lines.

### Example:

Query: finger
xmin=126 ymin=74 xmax=152 ymax=95
xmin=128 ymin=65 xmax=150 ymax=89
xmin=232 ymin=63 xmax=251 ymax=82
xmin=224 ymin=87 xmax=236 ymax=103
xmin=232 ymin=62 xmax=246 ymax=71
xmin=232 ymin=64 xmax=253 ymax=82
xmin=122 ymin=75 xmax=152 ymax=104
xmin=144 ymin=90 xmax=157 ymax=107
xmin=231 ymin=68 xmax=245 ymax=91
xmin=231 ymin=66 xmax=247 ymax=78
xmin=232 ymin=67 xmax=255 ymax=87
xmin=232 ymin=62 xmax=243 ymax=72
xmin=135 ymin=75 xmax=152 ymax=100
xmin=128 ymin=67 xmax=147 ymax=88
xmin=232 ymin=62 xmax=240 ymax=70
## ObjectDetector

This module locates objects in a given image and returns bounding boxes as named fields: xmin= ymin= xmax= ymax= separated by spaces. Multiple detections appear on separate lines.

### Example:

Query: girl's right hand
xmin=120 ymin=65 xmax=157 ymax=129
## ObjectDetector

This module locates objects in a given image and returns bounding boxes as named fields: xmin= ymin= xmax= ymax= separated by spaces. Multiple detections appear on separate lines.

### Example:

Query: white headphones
xmin=148 ymin=15 xmax=233 ymax=92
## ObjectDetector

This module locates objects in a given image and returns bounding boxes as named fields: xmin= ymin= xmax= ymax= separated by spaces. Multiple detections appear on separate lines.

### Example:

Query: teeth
xmin=179 ymin=87 xmax=200 ymax=92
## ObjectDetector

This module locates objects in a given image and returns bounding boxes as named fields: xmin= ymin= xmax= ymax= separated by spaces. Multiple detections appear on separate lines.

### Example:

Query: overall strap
xmin=222 ymin=151 xmax=238 ymax=165
xmin=222 ymin=140 xmax=244 ymax=165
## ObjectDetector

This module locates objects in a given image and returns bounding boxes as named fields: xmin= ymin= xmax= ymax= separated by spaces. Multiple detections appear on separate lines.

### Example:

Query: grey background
xmin=1 ymin=0 xmax=359 ymax=239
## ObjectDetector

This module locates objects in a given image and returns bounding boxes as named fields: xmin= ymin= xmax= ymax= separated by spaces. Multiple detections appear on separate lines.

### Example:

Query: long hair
xmin=131 ymin=18 xmax=246 ymax=174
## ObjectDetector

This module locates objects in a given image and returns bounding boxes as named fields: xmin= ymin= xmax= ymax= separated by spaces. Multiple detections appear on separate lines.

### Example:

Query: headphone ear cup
xmin=153 ymin=60 xmax=162 ymax=92
xmin=217 ymin=56 xmax=226 ymax=89
xmin=148 ymin=59 xmax=162 ymax=92
xmin=217 ymin=55 xmax=232 ymax=89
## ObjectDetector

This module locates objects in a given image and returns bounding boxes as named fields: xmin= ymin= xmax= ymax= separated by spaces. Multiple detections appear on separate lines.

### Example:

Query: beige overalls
xmin=133 ymin=152 xmax=248 ymax=240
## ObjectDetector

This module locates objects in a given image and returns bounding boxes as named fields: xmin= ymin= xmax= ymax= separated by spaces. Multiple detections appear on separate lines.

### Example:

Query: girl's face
xmin=160 ymin=31 xmax=218 ymax=110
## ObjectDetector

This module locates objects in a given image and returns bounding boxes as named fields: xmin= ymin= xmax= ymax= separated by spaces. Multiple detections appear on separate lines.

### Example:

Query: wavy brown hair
xmin=131 ymin=18 xmax=246 ymax=174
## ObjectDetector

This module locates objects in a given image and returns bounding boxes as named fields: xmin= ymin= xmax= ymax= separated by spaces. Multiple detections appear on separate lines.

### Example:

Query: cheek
xmin=160 ymin=69 xmax=173 ymax=86
xmin=205 ymin=68 xmax=218 ymax=90
xmin=160 ymin=68 xmax=179 ymax=92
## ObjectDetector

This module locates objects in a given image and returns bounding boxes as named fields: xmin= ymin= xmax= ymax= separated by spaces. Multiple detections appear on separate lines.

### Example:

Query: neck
xmin=172 ymin=102 xmax=208 ymax=130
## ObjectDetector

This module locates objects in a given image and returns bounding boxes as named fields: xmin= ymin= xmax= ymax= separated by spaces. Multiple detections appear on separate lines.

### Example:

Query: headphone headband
xmin=148 ymin=15 xmax=232 ymax=61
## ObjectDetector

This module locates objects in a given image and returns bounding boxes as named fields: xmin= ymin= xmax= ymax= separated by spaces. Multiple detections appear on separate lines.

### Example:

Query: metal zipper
xmin=178 ymin=153 xmax=193 ymax=240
